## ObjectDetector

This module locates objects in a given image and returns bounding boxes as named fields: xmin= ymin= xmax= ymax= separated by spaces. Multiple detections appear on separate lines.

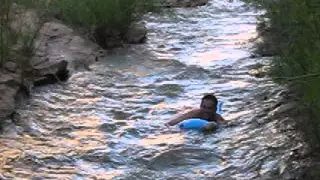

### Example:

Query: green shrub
xmin=246 ymin=0 xmax=320 ymax=146
xmin=51 ymin=0 xmax=159 ymax=32
xmin=0 ymin=0 xmax=11 ymax=67
xmin=0 ymin=0 xmax=52 ymax=68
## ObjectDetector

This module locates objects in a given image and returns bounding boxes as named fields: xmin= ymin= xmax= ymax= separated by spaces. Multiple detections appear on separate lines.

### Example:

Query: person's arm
xmin=203 ymin=114 xmax=226 ymax=131
xmin=215 ymin=114 xmax=227 ymax=125
xmin=166 ymin=109 xmax=200 ymax=126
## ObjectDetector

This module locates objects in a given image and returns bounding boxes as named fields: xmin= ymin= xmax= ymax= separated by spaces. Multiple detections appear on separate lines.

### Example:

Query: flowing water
xmin=0 ymin=1 xmax=303 ymax=179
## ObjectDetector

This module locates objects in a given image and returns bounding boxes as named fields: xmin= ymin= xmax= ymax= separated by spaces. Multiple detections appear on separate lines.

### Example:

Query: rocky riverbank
xmin=0 ymin=0 xmax=210 ymax=129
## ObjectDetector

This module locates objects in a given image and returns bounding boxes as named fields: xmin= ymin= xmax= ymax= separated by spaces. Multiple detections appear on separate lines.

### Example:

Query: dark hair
xmin=202 ymin=94 xmax=218 ymax=105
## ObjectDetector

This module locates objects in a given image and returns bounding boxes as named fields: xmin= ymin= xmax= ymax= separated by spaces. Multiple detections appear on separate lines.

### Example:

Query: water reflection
xmin=192 ymin=49 xmax=248 ymax=62
xmin=92 ymin=169 xmax=124 ymax=180
xmin=224 ymin=110 xmax=252 ymax=120
xmin=139 ymin=133 xmax=185 ymax=146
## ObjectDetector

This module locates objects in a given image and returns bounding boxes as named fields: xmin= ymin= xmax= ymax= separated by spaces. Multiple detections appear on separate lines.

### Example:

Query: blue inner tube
xmin=179 ymin=118 xmax=218 ymax=131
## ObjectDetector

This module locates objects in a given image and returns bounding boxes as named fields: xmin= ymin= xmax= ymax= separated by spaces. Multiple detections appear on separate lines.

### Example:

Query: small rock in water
xmin=169 ymin=47 xmax=183 ymax=51
xmin=161 ymin=0 xmax=209 ymax=7
xmin=157 ymin=44 xmax=165 ymax=48
xmin=248 ymin=67 xmax=268 ymax=78
xmin=98 ymin=123 xmax=118 ymax=132
xmin=269 ymin=103 xmax=296 ymax=116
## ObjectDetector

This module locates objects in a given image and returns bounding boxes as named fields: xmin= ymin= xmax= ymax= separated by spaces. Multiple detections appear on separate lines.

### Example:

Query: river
xmin=0 ymin=0 xmax=303 ymax=179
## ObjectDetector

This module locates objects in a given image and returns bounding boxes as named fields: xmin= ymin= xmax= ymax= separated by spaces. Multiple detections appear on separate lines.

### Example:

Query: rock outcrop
xmin=0 ymin=20 xmax=105 ymax=124
xmin=0 ymin=70 xmax=29 ymax=122
xmin=32 ymin=21 xmax=103 ymax=84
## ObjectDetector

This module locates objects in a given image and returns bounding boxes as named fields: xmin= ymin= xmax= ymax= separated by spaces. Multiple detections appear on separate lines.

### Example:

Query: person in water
xmin=165 ymin=94 xmax=226 ymax=129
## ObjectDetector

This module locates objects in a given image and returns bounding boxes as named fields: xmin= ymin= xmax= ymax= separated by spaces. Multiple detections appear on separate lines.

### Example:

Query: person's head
xmin=200 ymin=94 xmax=218 ymax=114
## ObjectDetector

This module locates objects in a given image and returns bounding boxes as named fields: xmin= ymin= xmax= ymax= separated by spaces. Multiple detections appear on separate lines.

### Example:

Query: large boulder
xmin=161 ymin=0 xmax=209 ymax=7
xmin=10 ymin=10 xmax=105 ymax=85
xmin=93 ymin=22 xmax=147 ymax=49
xmin=32 ymin=21 xmax=104 ymax=86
